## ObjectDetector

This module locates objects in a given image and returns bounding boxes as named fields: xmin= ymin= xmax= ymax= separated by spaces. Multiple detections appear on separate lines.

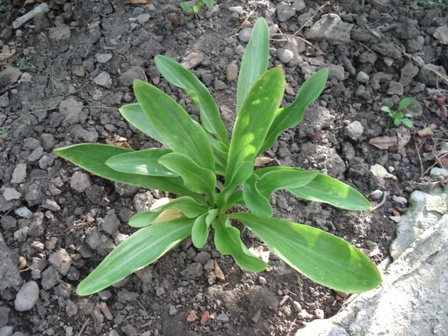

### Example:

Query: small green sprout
xmin=180 ymin=0 xmax=214 ymax=15
xmin=381 ymin=98 xmax=415 ymax=129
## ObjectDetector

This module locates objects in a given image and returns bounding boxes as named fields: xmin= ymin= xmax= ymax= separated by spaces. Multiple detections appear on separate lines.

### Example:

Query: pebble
xmin=93 ymin=71 xmax=112 ymax=88
xmin=11 ymin=163 xmax=27 ymax=184
xmin=15 ymin=206 xmax=33 ymax=219
xmin=326 ymin=64 xmax=346 ymax=80
xmin=181 ymin=52 xmax=204 ymax=70
xmin=3 ymin=188 xmax=21 ymax=201
xmin=293 ymin=301 xmax=302 ymax=312
xmin=205 ymin=4 xmax=220 ymax=18
xmin=277 ymin=48 xmax=294 ymax=64
xmin=0 ymin=326 xmax=13 ymax=336
xmin=204 ymin=259 xmax=214 ymax=271
xmin=238 ymin=27 xmax=252 ymax=42
xmin=136 ymin=13 xmax=150 ymax=24
xmin=229 ymin=6 xmax=243 ymax=16
xmin=226 ymin=62 xmax=238 ymax=81
xmin=70 ymin=171 xmax=91 ymax=192
xmin=95 ymin=53 xmax=113 ymax=64
xmin=369 ymin=190 xmax=383 ymax=200
xmin=356 ymin=71 xmax=370 ymax=83
xmin=387 ymin=81 xmax=404 ymax=95
xmin=344 ymin=121 xmax=364 ymax=140
xmin=72 ymin=65 xmax=85 ymax=77
xmin=277 ymin=4 xmax=296 ymax=22
xmin=48 ymin=248 xmax=72 ymax=276
xmin=119 ymin=66 xmax=147 ymax=86
xmin=315 ymin=308 xmax=325 ymax=319
xmin=42 ymin=199 xmax=60 ymax=211
xmin=430 ymin=167 xmax=448 ymax=179
xmin=259 ymin=276 xmax=267 ymax=285
xmin=169 ymin=305 xmax=178 ymax=316
xmin=14 ymin=281 xmax=39 ymax=312
xmin=216 ymin=313 xmax=229 ymax=322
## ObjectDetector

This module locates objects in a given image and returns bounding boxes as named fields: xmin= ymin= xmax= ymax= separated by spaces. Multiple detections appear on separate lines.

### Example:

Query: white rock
xmin=238 ymin=27 xmax=253 ymax=42
xmin=14 ymin=281 xmax=39 ymax=311
xmin=3 ymin=188 xmax=21 ymax=201
xmin=430 ymin=167 xmax=448 ymax=179
xmin=356 ymin=71 xmax=370 ymax=83
xmin=277 ymin=48 xmax=294 ymax=63
xmin=369 ymin=190 xmax=383 ymax=200
xmin=344 ymin=121 xmax=364 ymax=140
xmin=229 ymin=6 xmax=243 ymax=16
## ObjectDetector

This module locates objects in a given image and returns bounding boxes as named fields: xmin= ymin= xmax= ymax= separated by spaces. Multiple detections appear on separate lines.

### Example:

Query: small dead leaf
xmin=200 ymin=311 xmax=209 ymax=325
xmin=214 ymin=260 xmax=225 ymax=282
xmin=18 ymin=256 xmax=27 ymax=270
xmin=392 ymin=209 xmax=400 ymax=216
xmin=24 ymin=0 xmax=36 ymax=5
xmin=186 ymin=310 xmax=198 ymax=322
xmin=105 ymin=134 xmax=132 ymax=149
xmin=124 ymin=0 xmax=148 ymax=4
xmin=417 ymin=126 xmax=435 ymax=137
xmin=255 ymin=156 xmax=274 ymax=167
xmin=369 ymin=136 xmax=398 ymax=150
xmin=397 ymin=128 xmax=411 ymax=150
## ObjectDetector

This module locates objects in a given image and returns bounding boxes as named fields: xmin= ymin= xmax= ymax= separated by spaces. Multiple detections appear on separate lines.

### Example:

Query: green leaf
xmin=119 ymin=103 xmax=165 ymax=144
xmin=242 ymin=174 xmax=272 ymax=218
xmin=134 ymin=80 xmax=215 ymax=171
xmin=159 ymin=153 xmax=216 ymax=201
xmin=231 ymin=213 xmax=381 ymax=293
xmin=212 ymin=216 xmax=267 ymax=272
xmin=76 ymin=218 xmax=194 ymax=295
xmin=380 ymin=106 xmax=391 ymax=114
xmin=401 ymin=118 xmax=414 ymax=128
xmin=260 ymin=69 xmax=328 ymax=154
xmin=398 ymin=98 xmax=411 ymax=111
xmin=192 ymin=209 xmax=218 ymax=248
xmin=54 ymin=144 xmax=199 ymax=199
xmin=394 ymin=116 xmax=402 ymax=126
xmin=180 ymin=2 xmax=193 ymax=14
xmin=226 ymin=67 xmax=285 ymax=188
xmin=106 ymin=148 xmax=177 ymax=176
xmin=155 ymin=55 xmax=229 ymax=146
xmin=129 ymin=197 xmax=208 ymax=228
xmin=237 ymin=18 xmax=269 ymax=113
xmin=255 ymin=167 xmax=371 ymax=210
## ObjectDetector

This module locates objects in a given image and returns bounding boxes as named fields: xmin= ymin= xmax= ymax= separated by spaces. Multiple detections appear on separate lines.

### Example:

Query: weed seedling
xmin=180 ymin=0 xmax=214 ymax=15
xmin=381 ymin=98 xmax=415 ymax=130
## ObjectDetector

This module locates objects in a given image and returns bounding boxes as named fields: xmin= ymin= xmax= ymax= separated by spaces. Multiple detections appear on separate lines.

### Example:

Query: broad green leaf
xmin=398 ymin=98 xmax=411 ymax=110
xmin=76 ymin=218 xmax=194 ymax=295
xmin=134 ymin=80 xmax=215 ymax=171
xmin=106 ymin=148 xmax=177 ymax=176
xmin=192 ymin=209 xmax=218 ymax=248
xmin=243 ymin=174 xmax=272 ymax=218
xmin=231 ymin=213 xmax=381 ymax=293
xmin=401 ymin=118 xmax=414 ymax=128
xmin=237 ymin=18 xmax=269 ymax=113
xmin=260 ymin=69 xmax=328 ymax=154
xmin=220 ymin=161 xmax=253 ymax=199
xmin=226 ymin=67 xmax=285 ymax=188
xmin=394 ymin=116 xmax=402 ymax=126
xmin=209 ymin=137 xmax=228 ymax=175
xmin=380 ymin=106 xmax=391 ymax=113
xmin=158 ymin=153 xmax=216 ymax=202
xmin=129 ymin=197 xmax=208 ymax=228
xmin=54 ymin=144 xmax=200 ymax=200
xmin=212 ymin=216 xmax=267 ymax=272
xmin=255 ymin=167 xmax=372 ymax=211
xmin=119 ymin=103 xmax=165 ymax=144
xmin=256 ymin=169 xmax=319 ymax=198
xmin=155 ymin=55 xmax=229 ymax=145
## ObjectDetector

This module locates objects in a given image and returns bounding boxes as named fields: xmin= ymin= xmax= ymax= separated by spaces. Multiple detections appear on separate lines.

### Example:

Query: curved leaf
xmin=192 ymin=209 xmax=217 ymax=248
xmin=237 ymin=18 xmax=269 ymax=113
xmin=213 ymin=216 xmax=267 ymax=272
xmin=119 ymin=103 xmax=165 ymax=144
xmin=77 ymin=218 xmax=194 ymax=295
xmin=231 ymin=213 xmax=381 ymax=293
xmin=106 ymin=148 xmax=177 ymax=176
xmin=260 ymin=69 xmax=328 ymax=154
xmin=155 ymin=55 xmax=229 ymax=145
xmin=242 ymin=174 xmax=272 ymax=218
xmin=54 ymin=144 xmax=199 ymax=199
xmin=256 ymin=169 xmax=319 ymax=198
xmin=226 ymin=67 xmax=285 ymax=188
xmin=134 ymin=80 xmax=215 ymax=171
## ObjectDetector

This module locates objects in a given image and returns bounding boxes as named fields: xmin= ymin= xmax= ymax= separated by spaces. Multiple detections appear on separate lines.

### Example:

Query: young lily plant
xmin=55 ymin=18 xmax=381 ymax=296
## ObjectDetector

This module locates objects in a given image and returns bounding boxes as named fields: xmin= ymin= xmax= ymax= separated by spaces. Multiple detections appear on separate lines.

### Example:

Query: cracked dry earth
xmin=0 ymin=0 xmax=447 ymax=335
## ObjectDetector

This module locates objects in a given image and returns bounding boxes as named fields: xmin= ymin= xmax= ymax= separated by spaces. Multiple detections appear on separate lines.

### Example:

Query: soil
xmin=0 ymin=0 xmax=447 ymax=335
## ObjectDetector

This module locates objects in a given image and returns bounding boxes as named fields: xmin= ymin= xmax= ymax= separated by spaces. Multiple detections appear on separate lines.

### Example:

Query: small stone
xmin=41 ymin=266 xmax=59 ymax=290
xmin=181 ymin=52 xmax=204 ymax=70
xmin=205 ymin=4 xmax=220 ymax=18
xmin=214 ymin=79 xmax=227 ymax=90
xmin=40 ymin=133 xmax=56 ymax=150
xmin=186 ymin=311 xmax=198 ymax=322
xmin=226 ymin=62 xmax=238 ymax=81
xmin=136 ymin=13 xmax=150 ymax=24
xmin=259 ymin=276 xmax=267 ymax=285
xmin=156 ymin=287 xmax=165 ymax=297
xmin=47 ymin=24 xmax=70 ymax=41
xmin=3 ymin=188 xmax=21 ymax=201
xmin=292 ymin=301 xmax=302 ymax=312
xmin=229 ymin=6 xmax=243 ymax=16
xmin=0 ymin=326 xmax=13 ymax=336
xmin=14 ymin=281 xmax=39 ymax=311
xmin=42 ymin=199 xmax=60 ymax=211
xmin=326 ymin=64 xmax=346 ymax=80
xmin=72 ymin=66 xmax=85 ymax=77
xmin=238 ymin=27 xmax=253 ymax=42
xmin=344 ymin=121 xmax=364 ymax=140
xmin=93 ymin=71 xmax=112 ymax=88
xmin=393 ymin=195 xmax=407 ymax=206
xmin=95 ymin=53 xmax=113 ymax=64
xmin=356 ymin=71 xmax=370 ymax=83
xmin=14 ymin=206 xmax=33 ymax=219
xmin=0 ymin=94 xmax=9 ymax=108
xmin=48 ymin=248 xmax=72 ymax=276
xmin=369 ymin=190 xmax=383 ymax=200
xmin=305 ymin=14 xmax=353 ymax=45
xmin=387 ymin=81 xmax=404 ymax=95
xmin=315 ymin=308 xmax=325 ymax=319
xmin=430 ymin=167 xmax=448 ymax=179
xmin=100 ymin=210 xmax=120 ymax=235
xmin=276 ymin=4 xmax=296 ymax=22
xmin=277 ymin=48 xmax=294 ymax=63
xmin=169 ymin=305 xmax=178 ymax=316
xmin=204 ymin=259 xmax=214 ymax=271
xmin=119 ymin=66 xmax=147 ymax=86
xmin=433 ymin=25 xmax=448 ymax=45
xmin=11 ymin=164 xmax=27 ymax=184
xmin=70 ymin=171 xmax=91 ymax=192
xmin=293 ymin=0 xmax=306 ymax=11
xmin=216 ymin=313 xmax=229 ymax=322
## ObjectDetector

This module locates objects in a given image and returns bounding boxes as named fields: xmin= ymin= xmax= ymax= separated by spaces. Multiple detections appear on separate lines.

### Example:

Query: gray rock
xmin=276 ymin=4 xmax=296 ymax=22
xmin=344 ymin=121 xmax=364 ymax=140
xmin=70 ymin=171 xmax=91 ymax=192
xmin=0 ymin=243 xmax=22 ymax=295
xmin=405 ymin=35 xmax=425 ymax=52
xmin=87 ymin=229 xmax=115 ymax=256
xmin=205 ymin=4 xmax=219 ymax=18
xmin=326 ymin=64 xmax=346 ymax=80
xmin=0 ymin=326 xmax=13 ymax=336
xmin=417 ymin=64 xmax=447 ymax=86
xmin=14 ymin=206 xmax=33 ymax=219
xmin=0 ymin=94 xmax=9 ymax=108
xmin=400 ymin=62 xmax=419 ymax=86
xmin=181 ymin=52 xmax=204 ymax=70
xmin=42 ymin=199 xmax=60 ymax=212
xmin=238 ymin=27 xmax=252 ymax=43
xmin=372 ymin=42 xmax=402 ymax=59
xmin=277 ymin=48 xmax=294 ymax=64
xmin=296 ymin=188 xmax=448 ymax=336
xmin=59 ymin=97 xmax=83 ymax=124
xmin=41 ymin=266 xmax=59 ymax=290
xmin=136 ymin=13 xmax=150 ymax=24
xmin=11 ymin=163 xmax=27 ymax=184
xmin=228 ymin=6 xmax=243 ymax=16
xmin=48 ymin=248 xmax=72 ymax=276
xmin=293 ymin=0 xmax=306 ymax=11
xmin=356 ymin=71 xmax=370 ymax=83
xmin=93 ymin=71 xmax=112 ymax=88
xmin=119 ymin=66 xmax=147 ymax=86
xmin=181 ymin=262 xmax=203 ymax=280
xmin=217 ymin=313 xmax=229 ymax=322
xmin=133 ymin=191 xmax=154 ymax=212
xmin=95 ymin=53 xmax=113 ymax=64
xmin=387 ymin=81 xmax=404 ymax=95
xmin=169 ymin=305 xmax=178 ymax=316
xmin=47 ymin=24 xmax=70 ymax=41
xmin=40 ymin=133 xmax=55 ymax=150
xmin=3 ymin=188 xmax=21 ymax=201
xmin=100 ymin=209 xmax=121 ymax=235
xmin=0 ymin=307 xmax=10 ymax=328
xmin=1 ymin=216 xmax=17 ymax=230
xmin=14 ymin=281 xmax=39 ymax=311
xmin=433 ymin=25 xmax=448 ymax=45
xmin=305 ymin=14 xmax=353 ymax=45
xmin=430 ymin=167 xmax=448 ymax=179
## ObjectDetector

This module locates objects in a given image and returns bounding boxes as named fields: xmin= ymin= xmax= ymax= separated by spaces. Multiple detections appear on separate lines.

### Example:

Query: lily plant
xmin=55 ymin=18 xmax=381 ymax=296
